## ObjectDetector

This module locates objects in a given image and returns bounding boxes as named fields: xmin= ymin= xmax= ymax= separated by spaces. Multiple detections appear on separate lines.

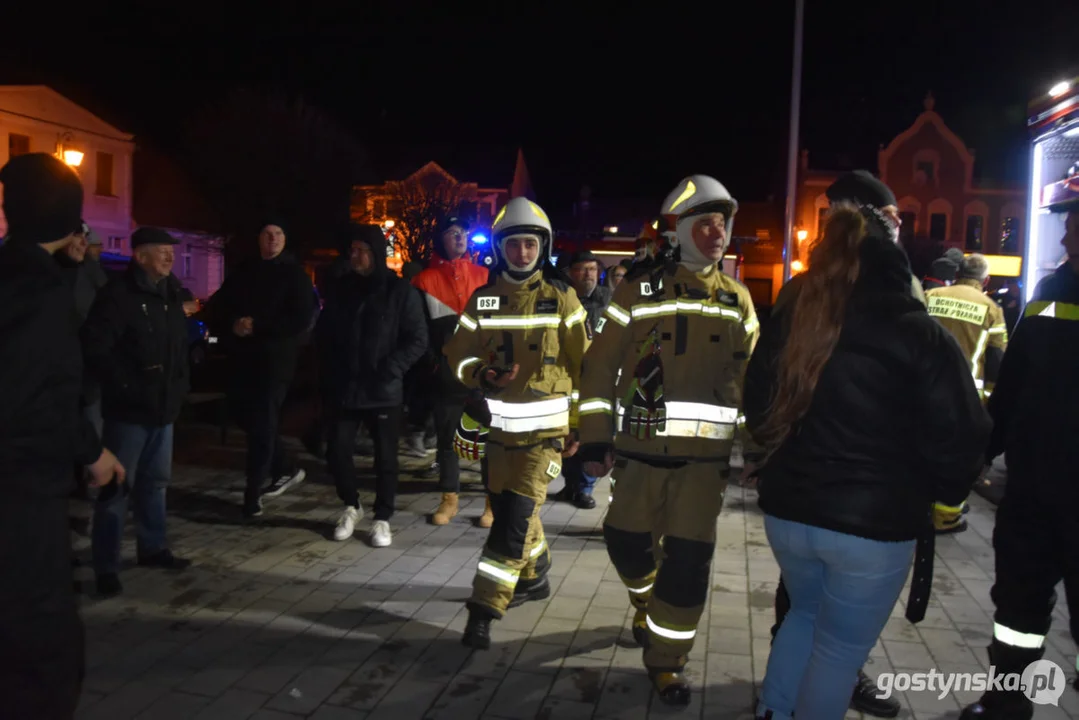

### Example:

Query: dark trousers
xmin=328 ymin=406 xmax=402 ymax=521
xmin=232 ymin=382 xmax=292 ymax=505
xmin=0 ymin=496 xmax=84 ymax=720
xmin=434 ymin=400 xmax=463 ymax=492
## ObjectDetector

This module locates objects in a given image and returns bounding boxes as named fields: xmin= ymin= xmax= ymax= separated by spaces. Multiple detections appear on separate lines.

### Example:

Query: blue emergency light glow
xmin=470 ymin=233 xmax=488 ymax=245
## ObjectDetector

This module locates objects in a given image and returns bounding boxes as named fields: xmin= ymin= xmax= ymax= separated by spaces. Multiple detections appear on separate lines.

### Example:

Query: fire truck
xmin=1024 ymin=76 xmax=1079 ymax=301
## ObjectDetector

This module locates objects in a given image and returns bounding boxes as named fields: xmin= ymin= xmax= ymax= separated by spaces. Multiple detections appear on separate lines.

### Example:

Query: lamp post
xmin=781 ymin=0 xmax=805 ymax=284
xmin=57 ymin=131 xmax=83 ymax=167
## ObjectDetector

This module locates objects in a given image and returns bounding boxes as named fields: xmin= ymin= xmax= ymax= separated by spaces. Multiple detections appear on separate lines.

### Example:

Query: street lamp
xmin=796 ymin=229 xmax=808 ymax=242
xmin=57 ymin=131 xmax=83 ymax=167
xmin=1050 ymin=80 xmax=1072 ymax=98
xmin=782 ymin=0 xmax=806 ymax=284
xmin=383 ymin=219 xmax=395 ymax=229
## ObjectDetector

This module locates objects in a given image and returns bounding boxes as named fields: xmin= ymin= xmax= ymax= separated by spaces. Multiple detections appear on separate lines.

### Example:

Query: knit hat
xmin=0 ymin=153 xmax=84 ymax=244
xmin=826 ymin=170 xmax=897 ymax=209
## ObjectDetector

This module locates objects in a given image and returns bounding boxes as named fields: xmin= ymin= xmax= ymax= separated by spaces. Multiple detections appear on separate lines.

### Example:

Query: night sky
xmin=2 ymin=1 xmax=1075 ymax=212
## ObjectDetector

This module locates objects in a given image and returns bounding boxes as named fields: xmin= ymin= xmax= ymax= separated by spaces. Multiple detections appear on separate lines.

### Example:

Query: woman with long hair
xmin=745 ymin=201 xmax=990 ymax=720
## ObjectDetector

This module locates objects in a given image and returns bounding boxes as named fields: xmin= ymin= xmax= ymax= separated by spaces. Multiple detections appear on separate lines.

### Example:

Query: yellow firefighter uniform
xmin=443 ymin=198 xmax=591 ymax=641
xmin=577 ymin=175 xmax=760 ymax=701
xmin=926 ymin=278 xmax=1008 ymax=399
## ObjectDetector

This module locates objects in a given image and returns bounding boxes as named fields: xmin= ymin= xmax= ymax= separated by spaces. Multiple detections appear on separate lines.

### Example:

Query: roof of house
xmin=368 ymin=143 xmax=519 ymax=189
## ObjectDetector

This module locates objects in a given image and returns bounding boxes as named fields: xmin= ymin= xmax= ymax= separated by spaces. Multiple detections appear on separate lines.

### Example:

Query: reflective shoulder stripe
xmin=743 ymin=315 xmax=760 ymax=335
xmin=987 ymin=323 xmax=1008 ymax=335
xmin=993 ymin=622 xmax=1045 ymax=649
xmin=564 ymin=305 xmax=587 ymax=328
xmin=1024 ymin=300 xmax=1079 ymax=320
xmin=458 ymin=313 xmax=478 ymax=331
xmin=456 ymin=356 xmax=483 ymax=383
xmin=605 ymin=302 xmax=631 ymax=326
xmin=478 ymin=315 xmax=561 ymax=329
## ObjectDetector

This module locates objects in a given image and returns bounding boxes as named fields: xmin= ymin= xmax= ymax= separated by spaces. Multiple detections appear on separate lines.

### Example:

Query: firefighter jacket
xmin=986 ymin=263 xmax=1079 ymax=495
xmin=926 ymin=279 xmax=1007 ymax=397
xmin=443 ymin=269 xmax=591 ymax=449
xmin=578 ymin=261 xmax=760 ymax=463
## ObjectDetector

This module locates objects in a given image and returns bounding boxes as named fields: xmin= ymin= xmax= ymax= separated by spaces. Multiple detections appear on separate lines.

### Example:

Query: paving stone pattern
xmin=71 ymin=458 xmax=1076 ymax=719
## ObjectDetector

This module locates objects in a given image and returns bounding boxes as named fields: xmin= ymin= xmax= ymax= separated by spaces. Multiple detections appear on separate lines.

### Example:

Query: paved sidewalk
xmin=71 ymin=462 xmax=1077 ymax=720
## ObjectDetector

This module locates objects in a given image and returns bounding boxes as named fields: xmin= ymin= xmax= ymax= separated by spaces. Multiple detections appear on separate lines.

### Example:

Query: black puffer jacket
xmin=744 ymin=221 xmax=991 ymax=542
xmin=317 ymin=234 xmax=428 ymax=410
xmin=82 ymin=263 xmax=191 ymax=427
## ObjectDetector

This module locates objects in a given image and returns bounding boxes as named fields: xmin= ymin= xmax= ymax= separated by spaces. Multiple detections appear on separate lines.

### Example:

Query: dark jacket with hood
xmin=317 ymin=227 xmax=428 ymax=410
xmin=211 ymin=249 xmax=315 ymax=386
xmin=744 ymin=207 xmax=991 ymax=542
xmin=82 ymin=262 xmax=191 ymax=427
xmin=0 ymin=239 xmax=102 ymax=490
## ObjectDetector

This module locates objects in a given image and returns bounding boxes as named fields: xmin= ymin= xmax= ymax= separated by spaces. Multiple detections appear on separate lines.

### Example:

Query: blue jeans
xmin=92 ymin=423 xmax=173 ymax=575
xmin=757 ymin=515 xmax=915 ymax=720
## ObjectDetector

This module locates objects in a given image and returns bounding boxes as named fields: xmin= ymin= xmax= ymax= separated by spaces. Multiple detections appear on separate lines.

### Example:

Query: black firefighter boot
xmin=462 ymin=604 xmax=496 ymax=650
xmin=851 ymin=669 xmax=901 ymax=718
xmin=508 ymin=576 xmax=551 ymax=608
xmin=960 ymin=639 xmax=1042 ymax=720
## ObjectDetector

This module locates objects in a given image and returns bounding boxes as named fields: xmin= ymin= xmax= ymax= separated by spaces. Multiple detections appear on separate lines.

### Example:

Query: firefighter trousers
xmin=468 ymin=440 xmax=561 ymax=619
xmin=603 ymin=456 xmax=730 ymax=672
xmin=987 ymin=491 xmax=1079 ymax=673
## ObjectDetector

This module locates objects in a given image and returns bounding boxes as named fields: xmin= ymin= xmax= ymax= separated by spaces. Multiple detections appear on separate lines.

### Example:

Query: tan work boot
xmin=477 ymin=496 xmax=494 ymax=528
xmin=430 ymin=492 xmax=459 ymax=525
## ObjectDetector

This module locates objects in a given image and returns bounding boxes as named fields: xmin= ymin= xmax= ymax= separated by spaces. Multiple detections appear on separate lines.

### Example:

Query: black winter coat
xmin=317 ymin=268 xmax=428 ymax=410
xmin=82 ymin=264 xmax=191 ymax=427
xmin=0 ymin=240 xmax=102 ymax=489
xmin=744 ymin=231 xmax=991 ymax=542
xmin=211 ymin=252 xmax=315 ymax=386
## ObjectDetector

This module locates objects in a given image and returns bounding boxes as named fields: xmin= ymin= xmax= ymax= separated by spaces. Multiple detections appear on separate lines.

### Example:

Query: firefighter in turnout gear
xmin=926 ymin=253 xmax=1008 ymax=403
xmin=960 ymin=205 xmax=1079 ymax=720
xmin=443 ymin=197 xmax=591 ymax=650
xmin=577 ymin=175 xmax=761 ymax=704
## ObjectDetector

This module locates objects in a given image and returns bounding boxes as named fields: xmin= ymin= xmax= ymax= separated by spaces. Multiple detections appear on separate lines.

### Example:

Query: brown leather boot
xmin=477 ymin=496 xmax=494 ymax=528
xmin=430 ymin=493 xmax=459 ymax=525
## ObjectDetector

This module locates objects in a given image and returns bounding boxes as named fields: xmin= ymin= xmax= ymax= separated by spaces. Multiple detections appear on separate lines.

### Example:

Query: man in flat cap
xmin=83 ymin=226 xmax=193 ymax=598
xmin=0 ymin=152 xmax=125 ymax=719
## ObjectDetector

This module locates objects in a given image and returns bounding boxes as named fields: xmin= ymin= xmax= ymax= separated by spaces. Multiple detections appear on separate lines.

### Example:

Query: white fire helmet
xmin=660 ymin=175 xmax=738 ymax=269
xmin=491 ymin=197 xmax=553 ymax=273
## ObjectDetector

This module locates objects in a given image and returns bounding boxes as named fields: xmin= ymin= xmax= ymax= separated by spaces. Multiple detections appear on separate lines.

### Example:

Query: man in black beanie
xmin=923 ymin=247 xmax=967 ymax=291
xmin=210 ymin=218 xmax=314 ymax=517
xmin=0 ymin=153 xmax=126 ymax=718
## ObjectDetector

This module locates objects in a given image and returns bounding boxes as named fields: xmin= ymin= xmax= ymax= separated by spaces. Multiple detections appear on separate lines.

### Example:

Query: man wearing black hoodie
xmin=212 ymin=220 xmax=315 ymax=518
xmin=0 ymin=153 xmax=125 ymax=719
xmin=318 ymin=224 xmax=427 ymax=548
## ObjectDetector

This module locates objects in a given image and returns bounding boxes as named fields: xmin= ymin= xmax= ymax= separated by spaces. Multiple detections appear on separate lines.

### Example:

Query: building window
xmin=929 ymin=213 xmax=947 ymax=241
xmin=182 ymin=244 xmax=193 ymax=278
xmin=95 ymin=152 xmax=115 ymax=196
xmin=372 ymin=199 xmax=385 ymax=219
xmin=899 ymin=212 xmax=916 ymax=243
xmin=8 ymin=133 xmax=30 ymax=157
xmin=965 ymin=215 xmax=984 ymax=251
xmin=916 ymin=161 xmax=935 ymax=184
xmin=108 ymin=236 xmax=123 ymax=251
xmin=1001 ymin=217 xmax=1022 ymax=254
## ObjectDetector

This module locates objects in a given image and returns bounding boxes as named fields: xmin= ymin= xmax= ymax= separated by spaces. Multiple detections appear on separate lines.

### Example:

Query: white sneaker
xmin=403 ymin=432 xmax=430 ymax=458
xmin=264 ymin=469 xmax=306 ymax=498
xmin=370 ymin=520 xmax=392 ymax=548
xmin=334 ymin=506 xmax=361 ymax=541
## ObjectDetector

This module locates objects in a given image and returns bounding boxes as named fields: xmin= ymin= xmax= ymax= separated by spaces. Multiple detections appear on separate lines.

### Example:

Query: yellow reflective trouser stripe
xmin=477 ymin=558 xmax=520 ymax=588
xmin=456 ymin=356 xmax=483 ymax=382
xmin=579 ymin=398 xmax=613 ymax=416
xmin=993 ymin=622 xmax=1045 ymax=649
xmin=1025 ymin=301 xmax=1079 ymax=320
xmin=646 ymin=614 xmax=697 ymax=640
xmin=530 ymin=539 xmax=547 ymax=558
xmin=478 ymin=314 xmax=561 ymax=329
xmin=627 ymin=581 xmax=654 ymax=595
xmin=605 ymin=303 xmax=631 ymax=326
